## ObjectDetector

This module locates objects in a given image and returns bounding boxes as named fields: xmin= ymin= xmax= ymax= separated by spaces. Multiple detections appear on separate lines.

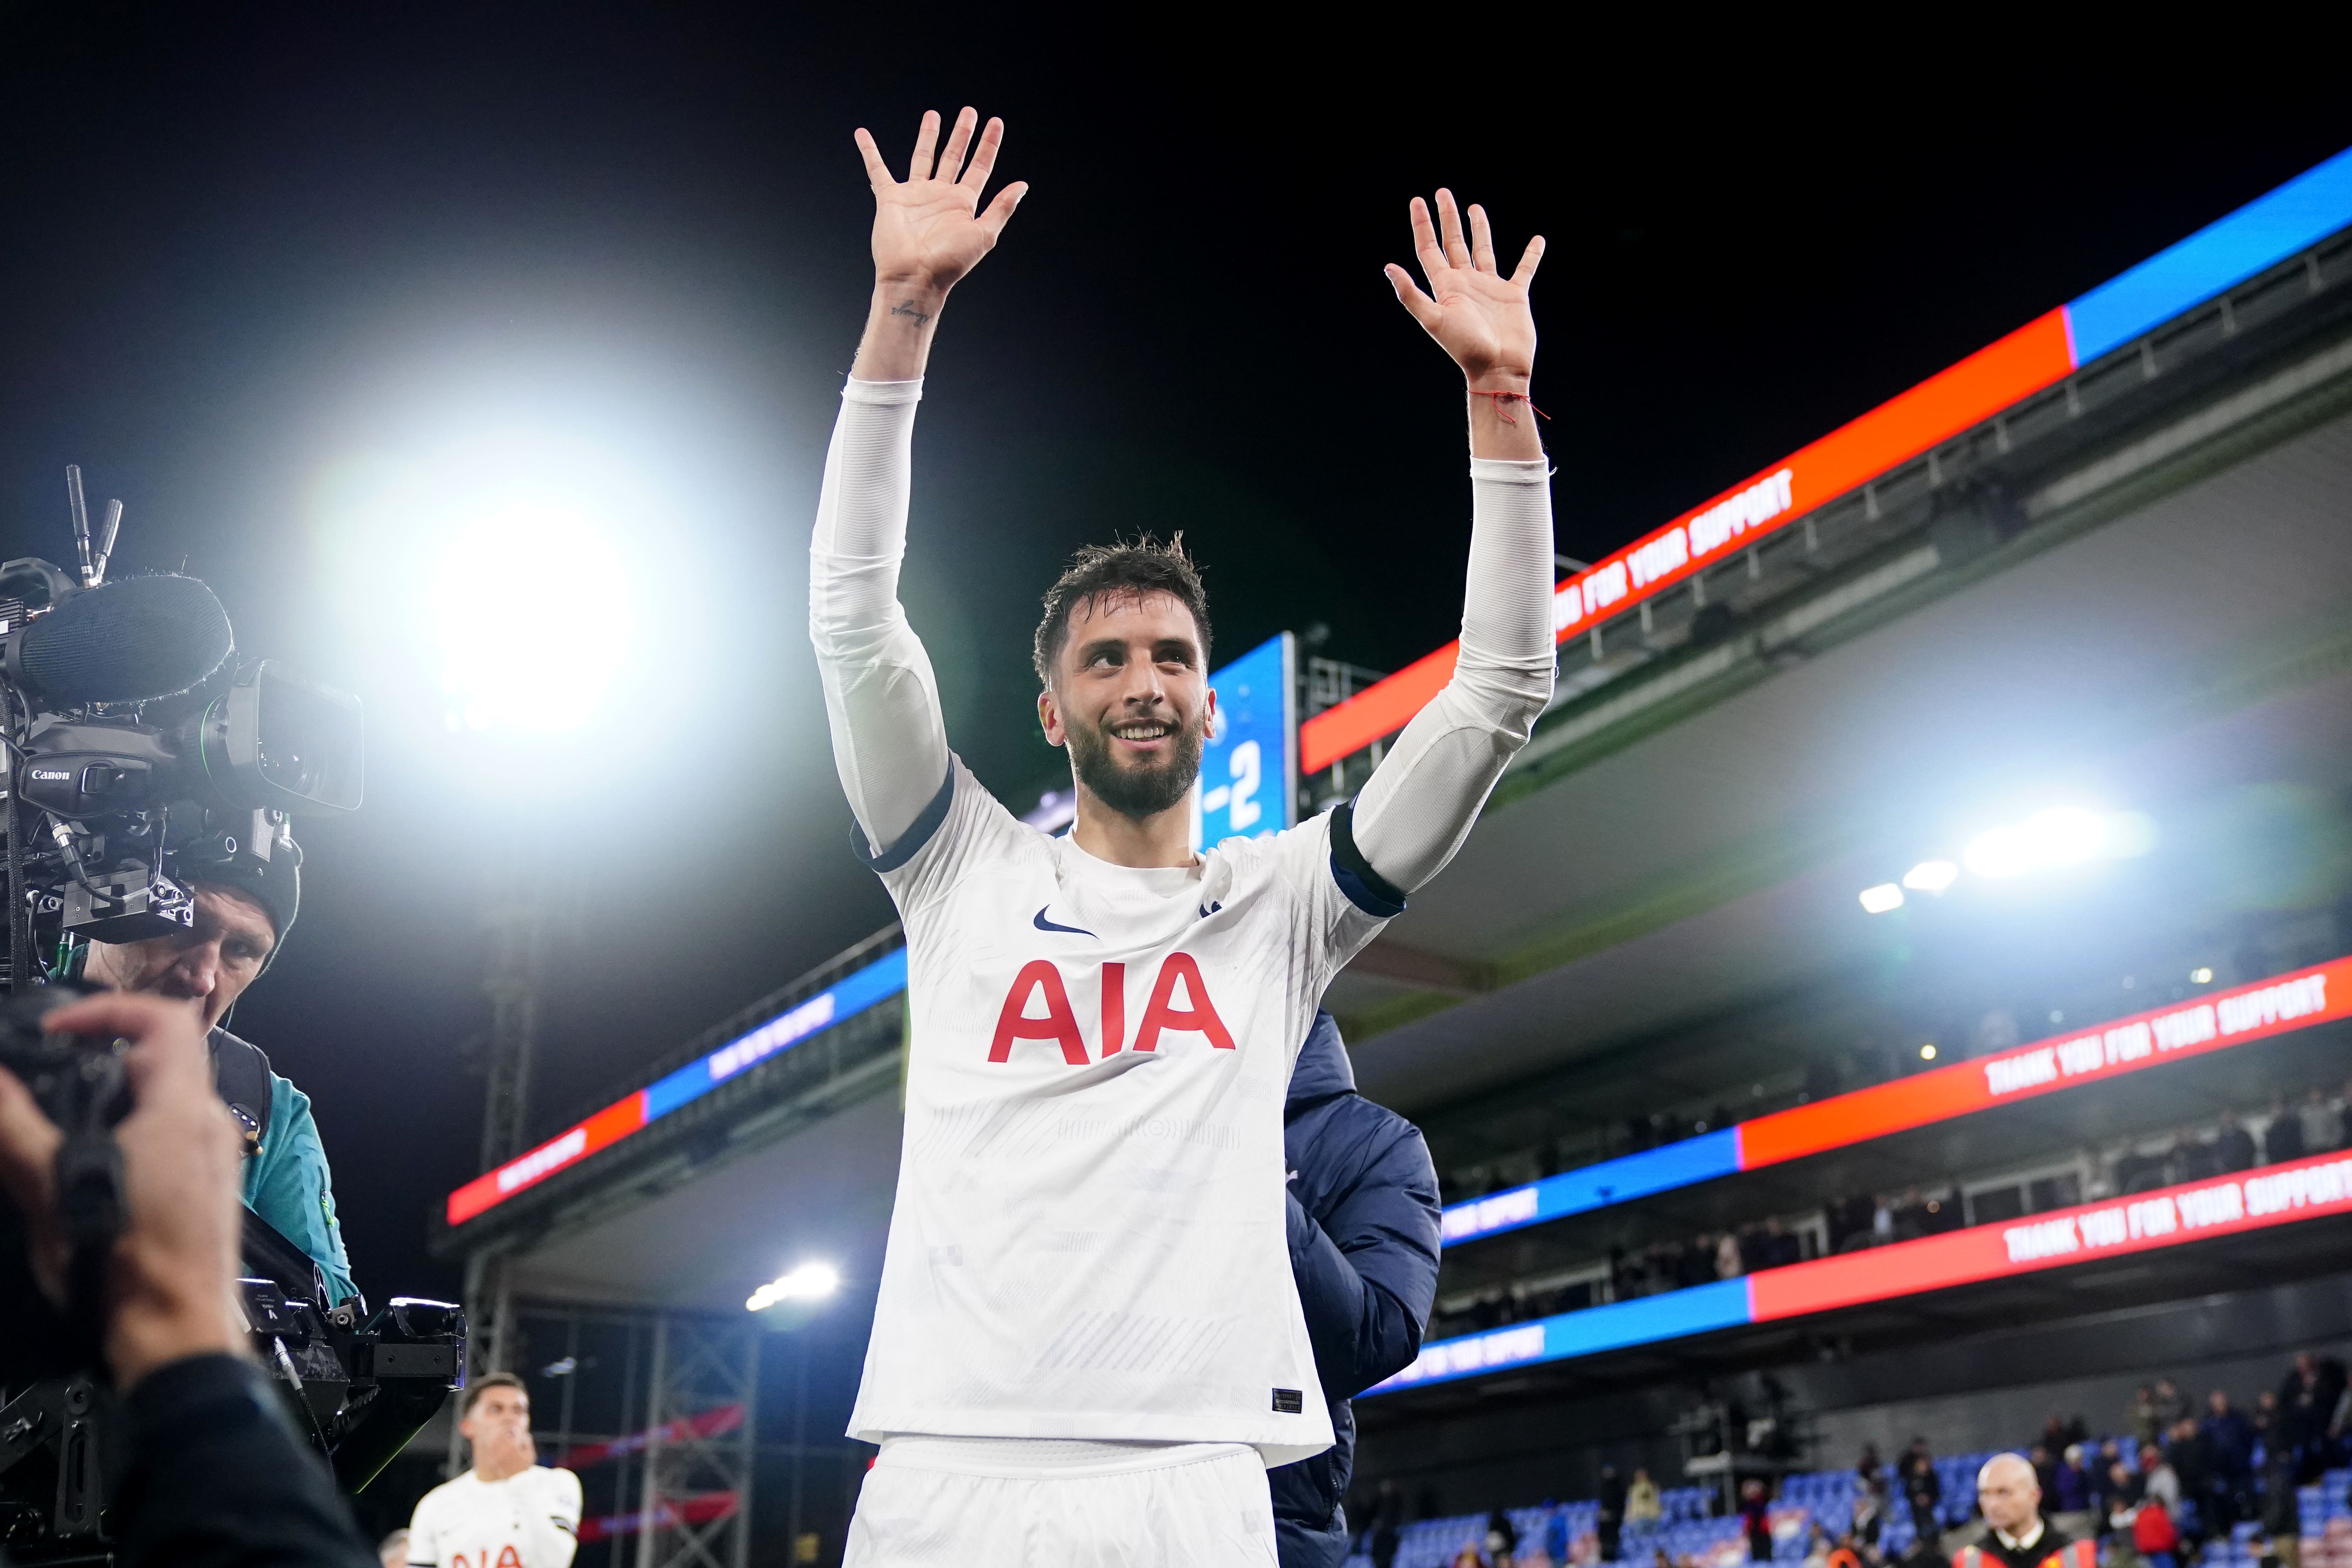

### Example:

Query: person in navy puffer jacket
xmin=1270 ymin=1010 xmax=1445 ymax=1568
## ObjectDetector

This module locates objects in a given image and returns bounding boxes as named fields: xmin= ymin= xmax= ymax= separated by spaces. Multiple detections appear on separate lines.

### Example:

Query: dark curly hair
xmin=1031 ymin=534 xmax=1212 ymax=686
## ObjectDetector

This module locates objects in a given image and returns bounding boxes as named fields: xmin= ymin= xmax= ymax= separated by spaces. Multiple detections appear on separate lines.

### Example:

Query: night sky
xmin=3 ymin=6 xmax=2345 ymax=1303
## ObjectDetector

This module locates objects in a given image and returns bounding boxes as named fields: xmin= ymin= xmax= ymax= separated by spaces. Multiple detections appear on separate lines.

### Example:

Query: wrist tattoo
xmin=888 ymin=300 xmax=934 ymax=326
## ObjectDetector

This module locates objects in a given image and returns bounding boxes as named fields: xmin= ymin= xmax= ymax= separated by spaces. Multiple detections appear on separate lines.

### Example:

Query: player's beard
xmin=1067 ymin=707 xmax=1207 ymax=821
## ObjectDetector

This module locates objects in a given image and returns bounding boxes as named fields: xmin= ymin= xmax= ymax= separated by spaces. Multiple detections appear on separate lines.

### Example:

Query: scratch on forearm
xmin=889 ymin=300 xmax=934 ymax=326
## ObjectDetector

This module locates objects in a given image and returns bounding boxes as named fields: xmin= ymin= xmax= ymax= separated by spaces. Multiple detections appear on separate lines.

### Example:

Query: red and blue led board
xmin=1302 ymin=144 xmax=2352 ymax=776
xmin=445 ymin=947 xmax=908 ymax=1226
xmin=1379 ymin=1146 xmax=2352 ymax=1395
xmin=1441 ymin=956 xmax=2352 ymax=1249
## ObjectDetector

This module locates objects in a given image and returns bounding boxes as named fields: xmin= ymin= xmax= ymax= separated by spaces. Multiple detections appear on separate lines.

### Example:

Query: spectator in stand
xmin=2140 ymin=1446 xmax=2180 ymax=1514
xmin=1805 ymin=1525 xmax=1834 ymax=1568
xmin=1716 ymin=1232 xmax=1744 ymax=1281
xmin=2279 ymin=1351 xmax=2349 ymax=1479
xmin=2128 ymin=1387 xmax=2163 ymax=1446
xmin=2260 ymin=1445 xmax=2300 ymax=1568
xmin=1740 ymin=1480 xmax=1773 ymax=1565
xmin=2088 ymin=1441 xmax=2126 ymax=1519
xmin=2052 ymin=1446 xmax=2090 ymax=1515
xmin=2151 ymin=1378 xmax=2189 ymax=1432
xmin=2162 ymin=1418 xmax=2211 ymax=1542
xmin=2170 ymin=1126 xmax=2219 ymax=1185
xmin=1370 ymin=1484 xmax=1402 ymax=1568
xmin=2133 ymin=1489 xmax=2179 ymax=1568
xmin=2202 ymin=1390 xmax=2255 ymax=1520
xmin=1900 ymin=1440 xmax=1943 ymax=1545
xmin=1828 ymin=1534 xmax=1866 ymax=1568
xmin=1626 ymin=1468 xmax=1661 ymax=1529
xmin=2104 ymin=1487 xmax=2142 ymax=1568
xmin=2265 ymin=1095 xmax=2305 ymax=1165
xmin=1486 ymin=1507 xmax=1520 ymax=1565
xmin=2027 ymin=1446 xmax=2057 ymax=1504
xmin=2298 ymin=1085 xmax=2342 ymax=1156
xmin=1852 ymin=1479 xmax=1886 ymax=1554
xmin=1952 ymin=1453 xmax=2095 ymax=1568
xmin=1891 ymin=1189 xmax=1931 ymax=1242
xmin=2216 ymin=1112 xmax=2258 ymax=1173
xmin=1599 ymin=1464 xmax=1627 ymax=1561
xmin=2044 ymin=1415 xmax=2088 ymax=1451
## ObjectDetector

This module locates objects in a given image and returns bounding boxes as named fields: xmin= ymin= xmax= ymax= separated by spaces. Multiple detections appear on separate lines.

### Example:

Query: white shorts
xmin=843 ymin=1436 xmax=1281 ymax=1567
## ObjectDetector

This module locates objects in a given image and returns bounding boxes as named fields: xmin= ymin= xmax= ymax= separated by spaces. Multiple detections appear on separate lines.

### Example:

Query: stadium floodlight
xmin=1960 ymin=806 xmax=2155 ymax=879
xmin=2191 ymin=967 xmax=2214 ymax=984
xmin=1919 ymin=1043 xmax=1938 ymax=1061
xmin=746 ymin=1261 xmax=841 ymax=1313
xmin=1902 ymin=860 xmax=1960 ymax=894
xmin=431 ymin=500 xmax=629 ymax=736
xmin=1859 ymin=883 xmax=1905 ymax=915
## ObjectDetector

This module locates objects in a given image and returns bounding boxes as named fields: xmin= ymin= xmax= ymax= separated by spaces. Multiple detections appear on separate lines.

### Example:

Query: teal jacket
xmin=218 ymin=1038 xmax=359 ymax=1307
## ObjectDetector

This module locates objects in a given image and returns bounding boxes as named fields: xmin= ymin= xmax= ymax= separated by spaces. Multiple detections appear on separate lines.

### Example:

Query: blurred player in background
xmin=405 ymin=1374 xmax=581 ymax=1568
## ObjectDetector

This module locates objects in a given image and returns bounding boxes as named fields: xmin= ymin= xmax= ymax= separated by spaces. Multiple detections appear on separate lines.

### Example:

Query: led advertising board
xmin=445 ymin=946 xmax=909 ymax=1226
xmin=1441 ymin=956 xmax=2351 ymax=1247
xmin=1301 ymin=144 xmax=2352 ymax=775
xmin=1380 ymin=1147 xmax=2352 ymax=1395
xmin=1193 ymin=632 xmax=1296 ymax=850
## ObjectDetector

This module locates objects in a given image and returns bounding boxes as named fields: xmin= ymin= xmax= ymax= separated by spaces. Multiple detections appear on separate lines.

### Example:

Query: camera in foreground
xmin=0 ymin=472 xmax=461 ymax=1561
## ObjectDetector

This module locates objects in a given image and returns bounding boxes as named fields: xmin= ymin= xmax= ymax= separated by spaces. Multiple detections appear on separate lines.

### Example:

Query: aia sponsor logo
xmin=989 ymin=953 xmax=1233 ymax=1064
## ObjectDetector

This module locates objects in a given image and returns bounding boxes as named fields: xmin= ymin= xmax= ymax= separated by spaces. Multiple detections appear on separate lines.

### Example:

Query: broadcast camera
xmin=0 ymin=469 xmax=462 ymax=1562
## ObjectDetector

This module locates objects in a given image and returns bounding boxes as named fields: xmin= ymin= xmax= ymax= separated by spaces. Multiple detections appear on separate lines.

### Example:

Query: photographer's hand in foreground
xmin=0 ymin=990 xmax=245 ymax=1387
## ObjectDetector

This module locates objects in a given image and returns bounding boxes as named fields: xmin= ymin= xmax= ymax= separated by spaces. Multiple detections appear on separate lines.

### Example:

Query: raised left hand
xmin=1385 ymin=190 xmax=1543 ymax=389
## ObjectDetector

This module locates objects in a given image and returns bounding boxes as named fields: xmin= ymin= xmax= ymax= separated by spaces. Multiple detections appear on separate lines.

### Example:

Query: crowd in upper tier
xmin=1427 ymin=1072 xmax=2352 ymax=1345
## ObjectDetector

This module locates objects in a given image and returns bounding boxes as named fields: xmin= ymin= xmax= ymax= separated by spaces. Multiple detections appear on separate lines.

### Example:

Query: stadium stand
xmin=1341 ymin=1459 xmax=2352 ymax=1568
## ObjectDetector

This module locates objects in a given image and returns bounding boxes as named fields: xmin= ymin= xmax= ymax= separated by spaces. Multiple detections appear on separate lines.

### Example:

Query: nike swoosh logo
xmin=1033 ymin=906 xmax=1096 ymax=938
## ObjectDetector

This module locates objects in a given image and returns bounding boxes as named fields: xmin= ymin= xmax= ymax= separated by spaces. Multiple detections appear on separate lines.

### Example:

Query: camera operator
xmin=77 ymin=827 xmax=360 ymax=1305
xmin=0 ymin=990 xmax=375 ymax=1567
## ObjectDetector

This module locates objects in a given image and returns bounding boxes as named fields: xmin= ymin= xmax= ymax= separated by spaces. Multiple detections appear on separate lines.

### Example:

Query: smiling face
xmin=1038 ymin=588 xmax=1214 ymax=822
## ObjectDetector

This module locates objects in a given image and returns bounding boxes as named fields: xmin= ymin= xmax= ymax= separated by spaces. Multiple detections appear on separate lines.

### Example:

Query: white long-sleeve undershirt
xmin=808 ymin=377 xmax=1557 ymax=893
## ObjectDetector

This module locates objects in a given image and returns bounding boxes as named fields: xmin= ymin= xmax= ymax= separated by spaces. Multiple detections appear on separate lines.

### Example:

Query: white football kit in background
xmin=406 ymin=1465 xmax=581 ymax=1568
xmin=810 ymin=374 xmax=1556 ymax=1564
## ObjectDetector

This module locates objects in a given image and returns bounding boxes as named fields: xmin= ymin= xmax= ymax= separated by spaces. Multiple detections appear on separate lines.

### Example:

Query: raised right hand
xmin=855 ymin=107 xmax=1026 ymax=296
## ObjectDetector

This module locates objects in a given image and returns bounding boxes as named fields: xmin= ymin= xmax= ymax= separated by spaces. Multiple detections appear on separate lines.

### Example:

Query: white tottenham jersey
xmin=407 ymin=1466 xmax=582 ymax=1568
xmin=846 ymin=758 xmax=1396 ymax=1464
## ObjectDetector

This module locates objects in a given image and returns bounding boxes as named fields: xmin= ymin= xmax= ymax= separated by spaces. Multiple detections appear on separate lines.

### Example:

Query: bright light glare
xmin=746 ymin=1262 xmax=840 ymax=1313
xmin=1919 ymin=1043 xmax=1937 ymax=1061
xmin=1859 ymin=883 xmax=1905 ymax=915
xmin=432 ymin=502 xmax=629 ymax=735
xmin=1902 ymin=860 xmax=1960 ymax=893
xmin=1960 ymin=807 xmax=2154 ymax=880
xmin=2191 ymin=967 xmax=2214 ymax=984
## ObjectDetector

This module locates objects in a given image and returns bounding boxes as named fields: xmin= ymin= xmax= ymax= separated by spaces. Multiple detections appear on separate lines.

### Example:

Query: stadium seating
xmin=1344 ymin=1461 xmax=2352 ymax=1568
